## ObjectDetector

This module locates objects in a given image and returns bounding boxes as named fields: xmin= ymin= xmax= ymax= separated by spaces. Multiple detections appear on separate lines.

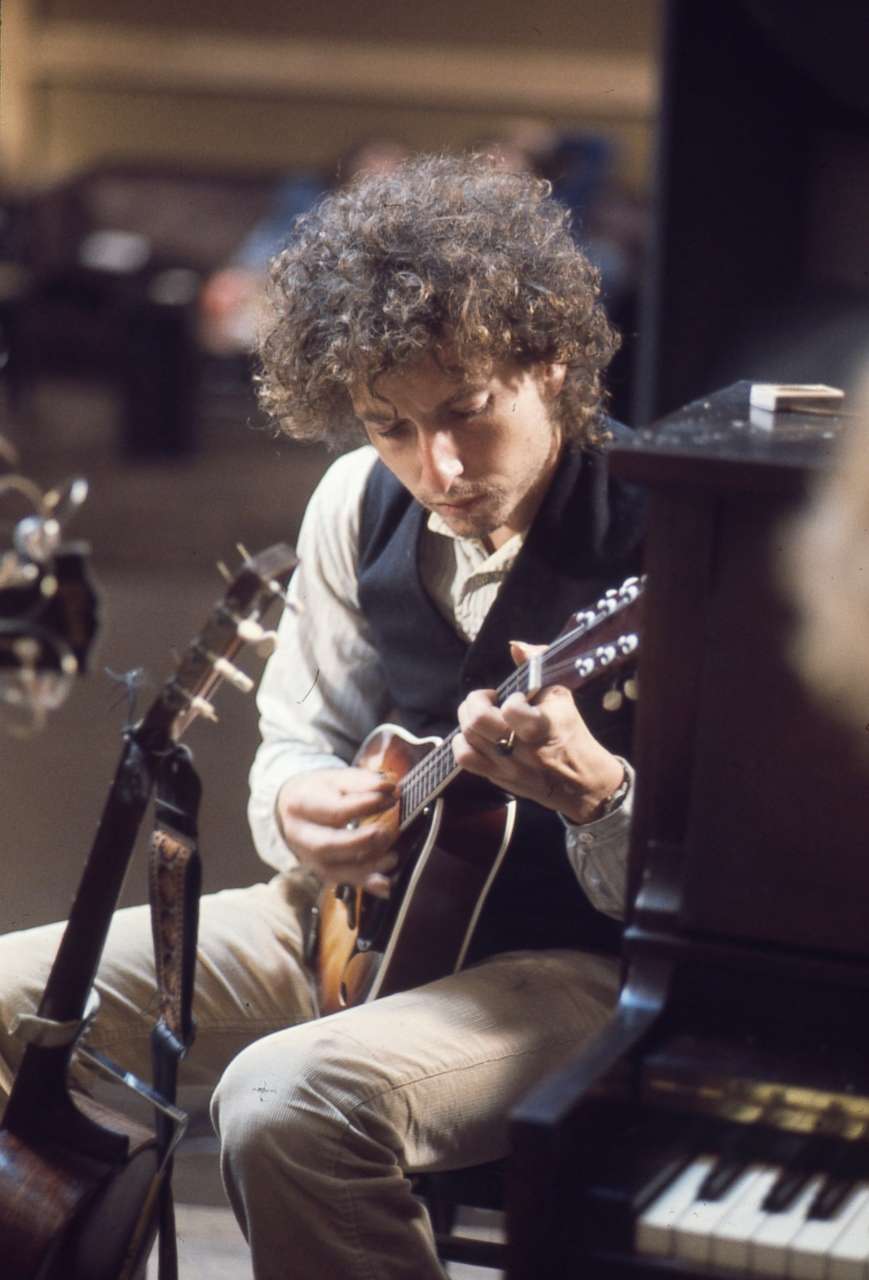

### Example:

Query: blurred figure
xmin=787 ymin=376 xmax=869 ymax=733
xmin=199 ymin=138 xmax=409 ymax=355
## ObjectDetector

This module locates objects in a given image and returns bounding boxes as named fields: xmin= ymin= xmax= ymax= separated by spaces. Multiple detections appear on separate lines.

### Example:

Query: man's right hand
xmin=276 ymin=768 xmax=399 ymax=896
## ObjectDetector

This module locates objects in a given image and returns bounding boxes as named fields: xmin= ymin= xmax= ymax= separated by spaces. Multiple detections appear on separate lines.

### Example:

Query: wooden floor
xmin=147 ymin=1202 xmax=505 ymax=1280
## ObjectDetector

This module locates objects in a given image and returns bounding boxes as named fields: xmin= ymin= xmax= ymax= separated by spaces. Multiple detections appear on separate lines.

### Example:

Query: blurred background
xmin=0 ymin=0 xmax=662 ymax=933
xmin=3 ymin=0 xmax=869 ymax=928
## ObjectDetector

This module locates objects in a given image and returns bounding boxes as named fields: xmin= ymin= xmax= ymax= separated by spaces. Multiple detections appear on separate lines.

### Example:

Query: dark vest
xmin=357 ymin=424 xmax=646 ymax=960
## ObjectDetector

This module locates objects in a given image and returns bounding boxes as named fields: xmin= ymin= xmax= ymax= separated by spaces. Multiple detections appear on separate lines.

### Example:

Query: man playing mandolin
xmin=0 ymin=153 xmax=644 ymax=1278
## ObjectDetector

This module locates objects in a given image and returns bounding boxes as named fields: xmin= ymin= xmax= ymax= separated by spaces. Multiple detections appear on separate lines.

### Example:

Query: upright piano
xmin=509 ymin=383 xmax=869 ymax=1279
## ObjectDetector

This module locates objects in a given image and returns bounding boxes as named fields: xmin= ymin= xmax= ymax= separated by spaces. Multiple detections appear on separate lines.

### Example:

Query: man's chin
xmin=438 ymin=508 xmax=496 ymax=538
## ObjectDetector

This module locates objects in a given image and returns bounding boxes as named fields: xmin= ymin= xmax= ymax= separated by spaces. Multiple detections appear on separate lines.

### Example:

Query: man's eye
xmin=374 ymin=421 xmax=408 ymax=440
xmin=453 ymin=396 xmax=492 ymax=419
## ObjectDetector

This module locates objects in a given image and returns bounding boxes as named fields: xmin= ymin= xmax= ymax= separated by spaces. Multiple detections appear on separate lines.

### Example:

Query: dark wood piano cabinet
xmin=508 ymin=383 xmax=869 ymax=1279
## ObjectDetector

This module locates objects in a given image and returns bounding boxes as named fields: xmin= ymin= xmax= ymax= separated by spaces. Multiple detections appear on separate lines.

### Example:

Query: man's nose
xmin=419 ymin=431 xmax=463 ymax=492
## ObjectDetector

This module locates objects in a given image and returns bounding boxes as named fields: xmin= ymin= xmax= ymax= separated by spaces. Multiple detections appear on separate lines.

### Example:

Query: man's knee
xmin=212 ymin=1021 xmax=377 ymax=1172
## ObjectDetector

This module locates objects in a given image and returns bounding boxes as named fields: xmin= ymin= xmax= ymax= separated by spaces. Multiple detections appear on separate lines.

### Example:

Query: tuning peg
xmin=213 ymin=657 xmax=255 ymax=694
xmin=624 ymin=676 xmax=639 ymax=701
xmin=267 ymin=578 xmax=292 ymax=606
xmin=602 ymin=686 xmax=624 ymax=712
xmin=616 ymin=633 xmax=639 ymax=657
xmin=189 ymin=695 xmax=219 ymax=723
xmin=235 ymin=618 xmax=279 ymax=657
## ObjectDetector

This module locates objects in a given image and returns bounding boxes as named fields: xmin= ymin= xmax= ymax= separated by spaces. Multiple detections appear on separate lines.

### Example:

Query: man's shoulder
xmin=308 ymin=444 xmax=379 ymax=514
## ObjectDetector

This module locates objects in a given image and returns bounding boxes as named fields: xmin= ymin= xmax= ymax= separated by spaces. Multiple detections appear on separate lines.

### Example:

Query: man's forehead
xmin=351 ymin=355 xmax=489 ymax=415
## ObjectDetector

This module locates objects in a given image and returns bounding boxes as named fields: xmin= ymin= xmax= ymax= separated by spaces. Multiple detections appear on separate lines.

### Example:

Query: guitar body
xmin=317 ymin=724 xmax=515 ymax=1015
xmin=0 ymin=1095 xmax=159 ymax=1280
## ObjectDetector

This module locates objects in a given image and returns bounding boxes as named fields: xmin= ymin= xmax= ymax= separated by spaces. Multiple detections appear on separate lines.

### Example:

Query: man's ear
xmin=540 ymin=362 xmax=567 ymax=399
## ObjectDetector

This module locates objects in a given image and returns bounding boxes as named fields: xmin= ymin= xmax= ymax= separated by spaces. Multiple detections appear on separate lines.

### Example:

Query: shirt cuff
xmin=560 ymin=758 xmax=634 ymax=919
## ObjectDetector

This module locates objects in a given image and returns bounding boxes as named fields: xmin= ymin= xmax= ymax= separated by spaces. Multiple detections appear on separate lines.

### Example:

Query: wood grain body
xmin=317 ymin=724 xmax=513 ymax=1014
xmin=0 ymin=1102 xmax=158 ymax=1280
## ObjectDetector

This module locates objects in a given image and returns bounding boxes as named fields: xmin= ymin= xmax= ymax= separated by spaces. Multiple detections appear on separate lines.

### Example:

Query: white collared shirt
xmin=248 ymin=444 xmax=631 ymax=919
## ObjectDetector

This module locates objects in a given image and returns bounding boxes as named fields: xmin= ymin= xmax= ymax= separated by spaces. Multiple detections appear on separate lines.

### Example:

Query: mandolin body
xmin=316 ymin=723 xmax=515 ymax=1015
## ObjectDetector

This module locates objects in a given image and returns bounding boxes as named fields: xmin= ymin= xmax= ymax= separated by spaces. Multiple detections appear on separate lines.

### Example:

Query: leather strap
xmin=148 ymin=746 xmax=202 ymax=1280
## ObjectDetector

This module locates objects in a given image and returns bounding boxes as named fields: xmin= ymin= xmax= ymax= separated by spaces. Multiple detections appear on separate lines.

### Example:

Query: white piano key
xmin=635 ymin=1156 xmax=715 ymax=1256
xmin=673 ymin=1164 xmax=769 ymax=1265
xmin=709 ymin=1165 xmax=780 ymax=1273
xmin=828 ymin=1192 xmax=869 ymax=1280
xmin=748 ymin=1177 xmax=825 ymax=1276
xmin=788 ymin=1183 xmax=869 ymax=1280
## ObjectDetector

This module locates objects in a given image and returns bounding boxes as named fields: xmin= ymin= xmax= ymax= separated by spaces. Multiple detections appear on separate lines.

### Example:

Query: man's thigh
xmin=218 ymin=947 xmax=619 ymax=1172
xmin=0 ymin=872 xmax=316 ymax=1097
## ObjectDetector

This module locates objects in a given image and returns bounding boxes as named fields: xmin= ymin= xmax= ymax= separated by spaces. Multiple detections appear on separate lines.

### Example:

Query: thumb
xmin=509 ymin=639 xmax=548 ymax=667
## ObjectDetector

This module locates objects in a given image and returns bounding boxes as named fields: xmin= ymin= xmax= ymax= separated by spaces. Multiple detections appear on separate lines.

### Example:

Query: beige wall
xmin=2 ymin=0 xmax=661 ymax=191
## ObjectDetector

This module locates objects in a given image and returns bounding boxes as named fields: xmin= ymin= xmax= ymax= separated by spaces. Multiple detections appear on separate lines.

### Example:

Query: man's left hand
xmin=453 ymin=640 xmax=624 ymax=825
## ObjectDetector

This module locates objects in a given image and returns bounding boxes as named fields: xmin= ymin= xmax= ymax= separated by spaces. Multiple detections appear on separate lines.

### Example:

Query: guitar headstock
xmin=137 ymin=542 xmax=298 ymax=749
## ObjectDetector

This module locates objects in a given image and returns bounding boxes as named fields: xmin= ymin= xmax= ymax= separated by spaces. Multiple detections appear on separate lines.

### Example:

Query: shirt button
xmin=578 ymin=832 xmax=594 ymax=847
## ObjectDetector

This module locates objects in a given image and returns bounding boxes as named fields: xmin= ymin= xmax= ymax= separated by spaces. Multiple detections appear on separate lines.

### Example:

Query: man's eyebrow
xmin=356 ymin=383 xmax=486 ymax=424
xmin=357 ymin=407 xmax=397 ymax=425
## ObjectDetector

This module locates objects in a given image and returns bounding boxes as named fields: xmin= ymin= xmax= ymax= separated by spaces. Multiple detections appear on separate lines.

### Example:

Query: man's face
xmin=352 ymin=354 xmax=565 ymax=549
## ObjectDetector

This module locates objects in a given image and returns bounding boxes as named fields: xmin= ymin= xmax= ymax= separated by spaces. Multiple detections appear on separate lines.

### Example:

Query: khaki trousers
xmin=0 ymin=872 xmax=618 ymax=1279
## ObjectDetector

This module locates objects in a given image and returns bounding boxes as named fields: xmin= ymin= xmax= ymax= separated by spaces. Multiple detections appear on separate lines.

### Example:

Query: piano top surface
xmin=611 ymin=382 xmax=849 ymax=491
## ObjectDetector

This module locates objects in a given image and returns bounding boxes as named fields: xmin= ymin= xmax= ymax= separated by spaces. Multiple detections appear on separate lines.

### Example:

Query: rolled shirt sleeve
xmin=248 ymin=446 xmax=392 ymax=872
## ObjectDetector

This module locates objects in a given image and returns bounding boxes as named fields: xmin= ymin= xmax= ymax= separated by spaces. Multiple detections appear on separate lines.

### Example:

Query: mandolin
xmin=316 ymin=575 xmax=644 ymax=1016
xmin=0 ymin=543 xmax=296 ymax=1280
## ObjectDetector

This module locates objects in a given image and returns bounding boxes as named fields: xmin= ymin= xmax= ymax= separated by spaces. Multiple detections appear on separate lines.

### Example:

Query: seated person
xmin=0 ymin=152 xmax=644 ymax=1280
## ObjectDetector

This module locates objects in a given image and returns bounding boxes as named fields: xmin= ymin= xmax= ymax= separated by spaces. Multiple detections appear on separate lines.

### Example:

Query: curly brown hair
xmin=256 ymin=152 xmax=620 ymax=450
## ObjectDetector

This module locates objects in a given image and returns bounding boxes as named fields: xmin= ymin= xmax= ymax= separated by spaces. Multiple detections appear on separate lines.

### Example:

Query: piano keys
xmin=637 ymin=1159 xmax=869 ymax=1277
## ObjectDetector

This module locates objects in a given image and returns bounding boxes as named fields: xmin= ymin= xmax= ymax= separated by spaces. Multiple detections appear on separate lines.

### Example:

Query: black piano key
xmin=698 ymin=1156 xmax=751 ymax=1201
xmin=806 ymin=1145 xmax=869 ymax=1220
xmin=761 ymin=1165 xmax=815 ymax=1212
xmin=808 ymin=1175 xmax=860 ymax=1221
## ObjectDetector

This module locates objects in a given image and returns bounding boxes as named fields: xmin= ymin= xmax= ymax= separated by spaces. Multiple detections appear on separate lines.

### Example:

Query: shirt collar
xmin=426 ymin=509 xmax=525 ymax=572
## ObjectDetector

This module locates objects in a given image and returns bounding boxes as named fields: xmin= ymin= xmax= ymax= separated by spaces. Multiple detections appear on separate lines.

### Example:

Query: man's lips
xmin=431 ymin=494 xmax=484 ymax=512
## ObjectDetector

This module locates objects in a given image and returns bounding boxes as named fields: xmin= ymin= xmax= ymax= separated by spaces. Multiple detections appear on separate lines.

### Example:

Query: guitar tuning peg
xmin=236 ymin=541 xmax=252 ymax=563
xmin=624 ymin=676 xmax=639 ymax=701
xmin=212 ymin=656 xmax=255 ymax=694
xmin=602 ymin=686 xmax=624 ymax=712
xmin=255 ymin=632 xmax=279 ymax=658
xmin=235 ymin=618 xmax=279 ymax=657
xmin=217 ymin=560 xmax=233 ymax=583
xmin=189 ymin=695 xmax=219 ymax=723
xmin=267 ymin=578 xmax=291 ymax=607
